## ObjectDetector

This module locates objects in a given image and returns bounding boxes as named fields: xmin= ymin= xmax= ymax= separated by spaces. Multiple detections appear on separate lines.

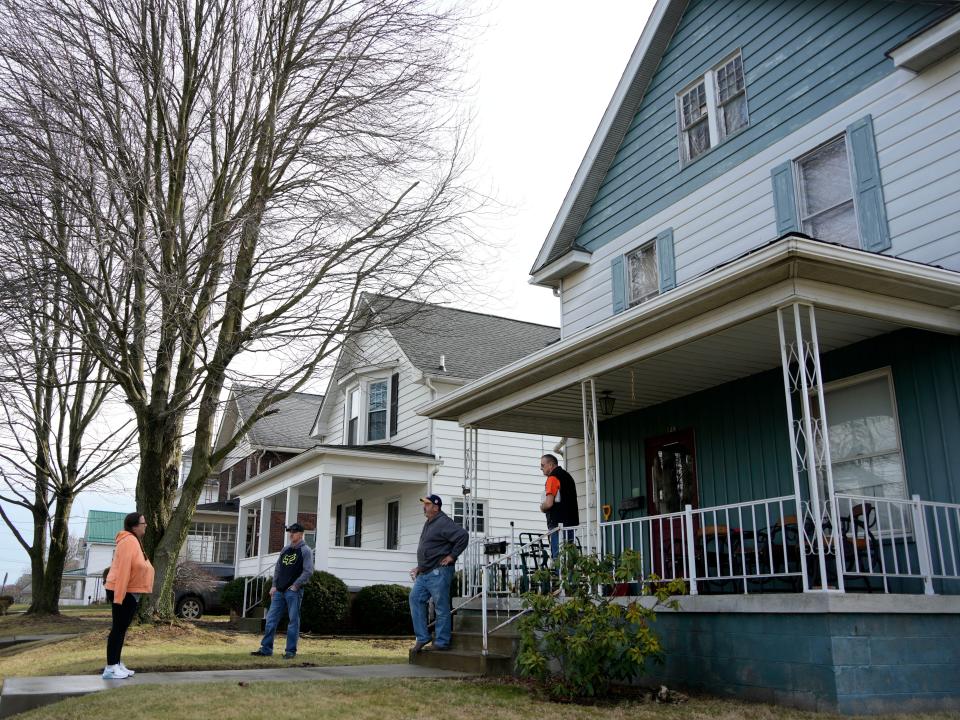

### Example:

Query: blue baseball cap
xmin=420 ymin=494 xmax=442 ymax=508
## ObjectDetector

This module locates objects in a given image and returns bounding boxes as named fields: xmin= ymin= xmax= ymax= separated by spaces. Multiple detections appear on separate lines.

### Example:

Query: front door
xmin=645 ymin=429 xmax=699 ymax=580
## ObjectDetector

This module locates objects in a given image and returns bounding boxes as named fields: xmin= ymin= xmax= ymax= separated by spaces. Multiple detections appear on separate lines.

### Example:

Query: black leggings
xmin=105 ymin=589 xmax=139 ymax=665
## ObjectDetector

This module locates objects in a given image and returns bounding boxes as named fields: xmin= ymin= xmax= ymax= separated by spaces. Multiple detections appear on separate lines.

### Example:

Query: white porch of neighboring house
xmin=232 ymin=446 xmax=438 ymax=589
xmin=421 ymin=237 xmax=960 ymax=713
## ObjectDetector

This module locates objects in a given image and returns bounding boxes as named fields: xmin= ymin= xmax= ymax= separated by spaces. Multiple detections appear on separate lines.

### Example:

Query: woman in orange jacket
xmin=102 ymin=512 xmax=155 ymax=680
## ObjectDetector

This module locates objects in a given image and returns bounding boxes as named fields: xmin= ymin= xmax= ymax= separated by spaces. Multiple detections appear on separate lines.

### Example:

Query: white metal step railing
xmin=242 ymin=566 xmax=274 ymax=618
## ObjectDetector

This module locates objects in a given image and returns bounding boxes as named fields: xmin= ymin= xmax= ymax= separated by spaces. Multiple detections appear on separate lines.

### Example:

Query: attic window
xmin=677 ymin=51 xmax=749 ymax=165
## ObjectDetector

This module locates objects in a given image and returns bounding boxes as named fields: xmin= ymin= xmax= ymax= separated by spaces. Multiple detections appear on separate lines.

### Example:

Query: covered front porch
xmin=232 ymin=445 xmax=436 ymax=589
xmin=420 ymin=237 xmax=960 ymax=712
xmin=424 ymin=237 xmax=960 ymax=600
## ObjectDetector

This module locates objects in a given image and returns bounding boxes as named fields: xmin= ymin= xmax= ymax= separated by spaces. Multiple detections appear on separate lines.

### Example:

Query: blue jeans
xmin=409 ymin=566 xmax=454 ymax=648
xmin=259 ymin=588 xmax=303 ymax=655
xmin=548 ymin=525 xmax=576 ymax=559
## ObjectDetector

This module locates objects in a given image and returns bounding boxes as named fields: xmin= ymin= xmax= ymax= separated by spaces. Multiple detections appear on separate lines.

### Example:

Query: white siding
xmin=561 ymin=54 xmax=960 ymax=335
xmin=320 ymin=330 xmax=433 ymax=453
xmin=432 ymin=422 xmax=560 ymax=539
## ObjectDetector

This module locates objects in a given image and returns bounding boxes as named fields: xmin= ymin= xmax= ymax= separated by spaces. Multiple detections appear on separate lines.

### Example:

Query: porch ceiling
xmin=468 ymin=308 xmax=904 ymax=437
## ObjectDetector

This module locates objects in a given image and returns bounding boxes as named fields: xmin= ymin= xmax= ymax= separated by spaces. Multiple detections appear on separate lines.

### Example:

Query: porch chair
xmin=694 ymin=525 xmax=749 ymax=594
xmin=755 ymin=515 xmax=803 ymax=591
xmin=839 ymin=502 xmax=884 ymax=592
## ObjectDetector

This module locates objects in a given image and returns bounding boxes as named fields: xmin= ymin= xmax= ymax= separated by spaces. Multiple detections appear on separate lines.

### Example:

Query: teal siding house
xmin=423 ymin=0 xmax=960 ymax=713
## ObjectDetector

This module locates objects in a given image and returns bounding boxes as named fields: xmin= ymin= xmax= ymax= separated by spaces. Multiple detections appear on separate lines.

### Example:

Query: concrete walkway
xmin=0 ymin=663 xmax=470 ymax=718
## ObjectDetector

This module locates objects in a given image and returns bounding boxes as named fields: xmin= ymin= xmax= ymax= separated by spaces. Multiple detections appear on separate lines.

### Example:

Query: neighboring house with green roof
xmin=78 ymin=510 xmax=126 ymax=603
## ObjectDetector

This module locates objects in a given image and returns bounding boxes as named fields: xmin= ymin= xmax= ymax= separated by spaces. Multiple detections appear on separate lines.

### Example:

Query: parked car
xmin=174 ymin=563 xmax=234 ymax=619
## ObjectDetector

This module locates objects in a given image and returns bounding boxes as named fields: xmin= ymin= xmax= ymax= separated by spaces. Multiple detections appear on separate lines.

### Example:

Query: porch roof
xmin=419 ymin=236 xmax=960 ymax=437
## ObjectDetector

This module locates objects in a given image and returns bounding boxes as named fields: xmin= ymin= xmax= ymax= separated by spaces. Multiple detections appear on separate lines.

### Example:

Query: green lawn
xmin=0 ymin=622 xmax=408 ymax=682
xmin=13 ymin=678 xmax=958 ymax=720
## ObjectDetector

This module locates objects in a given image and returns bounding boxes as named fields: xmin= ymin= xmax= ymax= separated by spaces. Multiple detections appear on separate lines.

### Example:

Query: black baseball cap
xmin=285 ymin=522 xmax=305 ymax=533
xmin=420 ymin=494 xmax=442 ymax=508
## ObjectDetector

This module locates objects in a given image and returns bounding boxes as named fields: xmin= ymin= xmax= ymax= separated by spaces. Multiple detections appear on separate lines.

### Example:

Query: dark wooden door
xmin=645 ymin=429 xmax=699 ymax=580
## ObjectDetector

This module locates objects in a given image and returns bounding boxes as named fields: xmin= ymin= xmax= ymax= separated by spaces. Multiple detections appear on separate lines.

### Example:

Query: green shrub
xmin=299 ymin=571 xmax=350 ymax=634
xmin=219 ymin=577 xmax=249 ymax=614
xmin=516 ymin=545 xmax=684 ymax=701
xmin=351 ymin=584 xmax=411 ymax=634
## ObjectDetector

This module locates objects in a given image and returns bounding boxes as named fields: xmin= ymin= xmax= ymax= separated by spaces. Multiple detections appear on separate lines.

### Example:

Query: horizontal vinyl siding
xmin=328 ymin=483 xmax=427 ymax=555
xmin=433 ymin=423 xmax=559 ymax=537
xmin=562 ymin=50 xmax=960 ymax=335
xmin=573 ymin=0 xmax=940 ymax=252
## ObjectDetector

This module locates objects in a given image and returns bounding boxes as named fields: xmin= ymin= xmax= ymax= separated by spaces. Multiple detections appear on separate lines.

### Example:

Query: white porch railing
xmin=834 ymin=493 xmax=960 ymax=594
xmin=599 ymin=495 xmax=805 ymax=594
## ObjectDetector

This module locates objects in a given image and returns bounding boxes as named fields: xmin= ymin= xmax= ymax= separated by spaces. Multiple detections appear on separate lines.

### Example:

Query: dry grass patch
xmin=0 ymin=623 xmax=408 ymax=682
xmin=0 ymin=608 xmax=112 ymax=637
xmin=14 ymin=678 xmax=959 ymax=720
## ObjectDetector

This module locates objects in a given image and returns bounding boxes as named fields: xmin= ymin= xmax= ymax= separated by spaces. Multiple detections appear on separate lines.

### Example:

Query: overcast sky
xmin=0 ymin=1 xmax=657 ymax=584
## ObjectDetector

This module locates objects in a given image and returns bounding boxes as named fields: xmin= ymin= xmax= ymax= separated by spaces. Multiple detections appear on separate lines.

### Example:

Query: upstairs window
xmin=796 ymin=136 xmax=858 ymax=248
xmin=367 ymin=380 xmax=388 ymax=441
xmin=347 ymin=387 xmax=360 ymax=444
xmin=626 ymin=241 xmax=658 ymax=306
xmin=677 ymin=51 xmax=749 ymax=165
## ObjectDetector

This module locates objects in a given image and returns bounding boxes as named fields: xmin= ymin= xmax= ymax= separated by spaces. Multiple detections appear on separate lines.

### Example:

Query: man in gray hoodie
xmin=409 ymin=494 xmax=469 ymax=652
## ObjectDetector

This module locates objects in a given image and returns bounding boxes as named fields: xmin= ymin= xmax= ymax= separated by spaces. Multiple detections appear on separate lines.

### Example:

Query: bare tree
xmin=0 ymin=226 xmax=135 ymax=615
xmin=0 ymin=0 xmax=477 ymax=618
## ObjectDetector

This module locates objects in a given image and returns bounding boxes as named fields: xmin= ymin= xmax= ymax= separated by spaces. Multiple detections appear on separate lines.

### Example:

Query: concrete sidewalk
xmin=0 ymin=663 xmax=470 ymax=718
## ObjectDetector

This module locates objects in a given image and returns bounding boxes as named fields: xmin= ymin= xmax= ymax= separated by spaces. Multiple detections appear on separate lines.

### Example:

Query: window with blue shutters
xmin=614 ymin=228 xmax=677 ymax=312
xmin=771 ymin=115 xmax=890 ymax=253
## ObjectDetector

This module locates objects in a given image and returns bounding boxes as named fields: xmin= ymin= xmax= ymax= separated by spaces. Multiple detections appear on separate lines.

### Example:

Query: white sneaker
xmin=102 ymin=665 xmax=131 ymax=680
xmin=118 ymin=662 xmax=135 ymax=676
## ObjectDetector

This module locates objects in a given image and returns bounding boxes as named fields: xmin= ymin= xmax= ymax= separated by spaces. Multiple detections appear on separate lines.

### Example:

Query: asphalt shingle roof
xmin=84 ymin=510 xmax=125 ymax=544
xmin=233 ymin=388 xmax=325 ymax=450
xmin=366 ymin=296 xmax=560 ymax=380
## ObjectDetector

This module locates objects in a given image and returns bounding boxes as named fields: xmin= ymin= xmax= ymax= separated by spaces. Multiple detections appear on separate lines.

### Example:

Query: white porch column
xmin=285 ymin=485 xmax=299 ymax=528
xmin=776 ymin=303 xmax=843 ymax=592
xmin=580 ymin=378 xmax=600 ymax=555
xmin=313 ymin=474 xmax=333 ymax=571
xmin=257 ymin=496 xmax=270 ymax=574
xmin=462 ymin=426 xmax=479 ymax=596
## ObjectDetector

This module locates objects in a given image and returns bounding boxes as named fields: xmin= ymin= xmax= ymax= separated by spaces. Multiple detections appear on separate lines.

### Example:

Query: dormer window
xmin=347 ymin=387 xmax=360 ymax=444
xmin=367 ymin=380 xmax=388 ymax=441
xmin=677 ymin=51 xmax=749 ymax=165
xmin=342 ymin=371 xmax=399 ymax=445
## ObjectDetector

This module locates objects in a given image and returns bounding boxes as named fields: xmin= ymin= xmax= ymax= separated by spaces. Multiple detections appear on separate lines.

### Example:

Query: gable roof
xmin=232 ymin=387 xmax=325 ymax=450
xmin=84 ymin=510 xmax=125 ymax=544
xmin=365 ymin=295 xmax=560 ymax=380
xmin=530 ymin=0 xmax=960 ymax=278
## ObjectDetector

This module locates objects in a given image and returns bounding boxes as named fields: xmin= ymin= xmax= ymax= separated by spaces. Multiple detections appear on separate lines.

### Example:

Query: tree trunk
xmin=136 ymin=412 xmax=183 ymax=620
xmin=25 ymin=474 xmax=49 ymax=615
xmin=30 ymin=494 xmax=74 ymax=615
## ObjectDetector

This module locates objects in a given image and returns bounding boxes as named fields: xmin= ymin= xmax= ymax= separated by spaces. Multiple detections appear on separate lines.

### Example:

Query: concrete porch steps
xmin=407 ymin=608 xmax=524 ymax=676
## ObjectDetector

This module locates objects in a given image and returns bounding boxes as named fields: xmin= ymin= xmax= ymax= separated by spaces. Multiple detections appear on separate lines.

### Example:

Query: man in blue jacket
xmin=251 ymin=522 xmax=314 ymax=659
xmin=409 ymin=494 xmax=469 ymax=652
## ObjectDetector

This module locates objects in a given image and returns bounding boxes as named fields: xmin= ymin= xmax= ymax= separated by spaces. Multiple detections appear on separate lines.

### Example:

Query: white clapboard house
xmin=218 ymin=295 xmax=560 ymax=590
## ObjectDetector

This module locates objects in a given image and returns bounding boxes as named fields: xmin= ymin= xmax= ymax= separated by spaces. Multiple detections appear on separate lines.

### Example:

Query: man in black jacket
xmin=408 ymin=494 xmax=468 ymax=653
xmin=539 ymin=454 xmax=580 ymax=558
xmin=251 ymin=523 xmax=314 ymax=659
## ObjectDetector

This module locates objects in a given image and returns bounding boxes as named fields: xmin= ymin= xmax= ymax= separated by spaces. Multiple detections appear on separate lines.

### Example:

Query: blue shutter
xmin=611 ymin=255 xmax=626 ymax=314
xmin=656 ymin=228 xmax=676 ymax=292
xmin=847 ymin=115 xmax=891 ymax=253
xmin=771 ymin=161 xmax=799 ymax=235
